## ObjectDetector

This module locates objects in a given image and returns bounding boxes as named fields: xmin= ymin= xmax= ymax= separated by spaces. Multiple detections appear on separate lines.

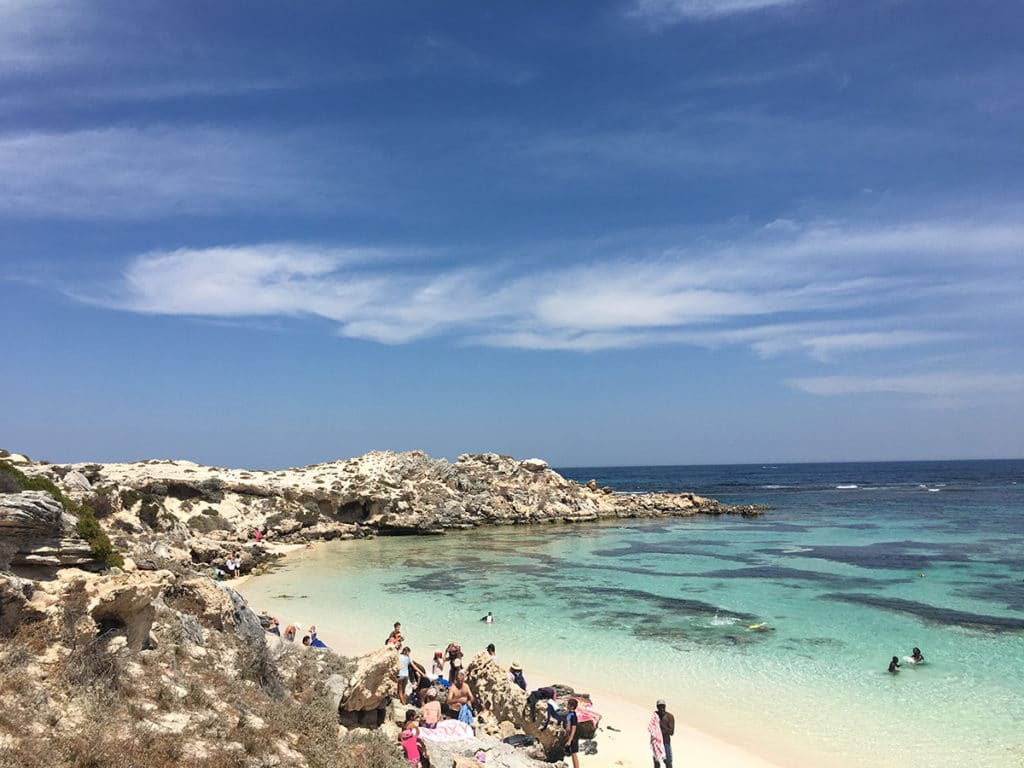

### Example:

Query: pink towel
xmin=648 ymin=712 xmax=665 ymax=760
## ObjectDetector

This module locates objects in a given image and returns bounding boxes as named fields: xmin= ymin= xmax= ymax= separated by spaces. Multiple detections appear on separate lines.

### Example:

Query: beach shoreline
xmin=235 ymin=543 xmax=796 ymax=768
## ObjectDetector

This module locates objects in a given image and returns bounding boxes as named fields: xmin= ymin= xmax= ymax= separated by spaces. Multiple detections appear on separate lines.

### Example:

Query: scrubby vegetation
xmin=0 ymin=574 xmax=389 ymax=768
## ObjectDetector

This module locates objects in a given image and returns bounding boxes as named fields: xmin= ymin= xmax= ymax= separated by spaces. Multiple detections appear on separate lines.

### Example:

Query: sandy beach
xmin=236 ymin=552 xmax=788 ymax=768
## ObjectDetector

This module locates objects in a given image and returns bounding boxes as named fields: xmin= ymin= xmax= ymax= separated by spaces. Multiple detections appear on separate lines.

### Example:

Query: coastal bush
xmin=83 ymin=490 xmax=116 ymax=519
xmin=187 ymin=513 xmax=232 ymax=534
xmin=337 ymin=732 xmax=407 ymax=768
xmin=139 ymin=500 xmax=160 ymax=530
xmin=76 ymin=506 xmax=124 ymax=568
xmin=119 ymin=488 xmax=143 ymax=510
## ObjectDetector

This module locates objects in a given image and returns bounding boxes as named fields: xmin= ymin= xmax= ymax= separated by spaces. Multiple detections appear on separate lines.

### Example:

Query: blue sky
xmin=2 ymin=0 xmax=1022 ymax=468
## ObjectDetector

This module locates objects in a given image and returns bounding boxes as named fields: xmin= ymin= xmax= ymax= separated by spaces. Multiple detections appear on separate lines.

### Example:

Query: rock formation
xmin=0 ymin=491 xmax=104 ymax=571
xmin=2 ymin=449 xmax=765 ymax=574
xmin=339 ymin=645 xmax=399 ymax=712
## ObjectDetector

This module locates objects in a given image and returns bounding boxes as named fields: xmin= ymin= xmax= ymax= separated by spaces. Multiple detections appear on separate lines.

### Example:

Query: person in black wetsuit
xmin=563 ymin=698 xmax=580 ymax=768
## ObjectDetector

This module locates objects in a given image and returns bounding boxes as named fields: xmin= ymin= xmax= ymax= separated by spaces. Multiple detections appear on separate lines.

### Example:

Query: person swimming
xmin=888 ymin=656 xmax=901 ymax=674
xmin=910 ymin=647 xmax=924 ymax=664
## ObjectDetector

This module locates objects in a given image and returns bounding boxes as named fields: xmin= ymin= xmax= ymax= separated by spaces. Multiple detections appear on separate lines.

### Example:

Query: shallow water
xmin=241 ymin=460 xmax=1024 ymax=768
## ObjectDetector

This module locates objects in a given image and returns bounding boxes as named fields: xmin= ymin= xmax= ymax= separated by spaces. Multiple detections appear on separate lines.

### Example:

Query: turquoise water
xmin=241 ymin=460 xmax=1024 ymax=768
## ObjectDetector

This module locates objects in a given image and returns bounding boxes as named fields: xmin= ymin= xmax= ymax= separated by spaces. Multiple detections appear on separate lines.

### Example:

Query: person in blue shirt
xmin=308 ymin=625 xmax=328 ymax=648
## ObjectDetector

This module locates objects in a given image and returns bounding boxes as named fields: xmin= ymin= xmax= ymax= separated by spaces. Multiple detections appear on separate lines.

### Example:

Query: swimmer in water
xmin=910 ymin=647 xmax=924 ymax=664
xmin=888 ymin=656 xmax=901 ymax=674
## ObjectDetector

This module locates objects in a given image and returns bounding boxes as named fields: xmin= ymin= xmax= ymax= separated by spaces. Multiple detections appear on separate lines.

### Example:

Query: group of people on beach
xmin=386 ymin=618 xmax=680 ymax=768
xmin=888 ymin=646 xmax=925 ymax=673
xmin=264 ymin=616 xmax=329 ymax=649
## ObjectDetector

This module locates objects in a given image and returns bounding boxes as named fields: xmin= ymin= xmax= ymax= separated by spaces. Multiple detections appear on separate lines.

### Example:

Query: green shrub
xmin=119 ymin=488 xmax=143 ymax=510
xmin=76 ymin=505 xmax=124 ymax=568
xmin=138 ymin=500 xmax=160 ymax=530
xmin=187 ymin=514 xmax=232 ymax=534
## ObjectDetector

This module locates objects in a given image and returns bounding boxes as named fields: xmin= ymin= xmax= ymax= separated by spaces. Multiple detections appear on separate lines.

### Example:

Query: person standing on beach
xmin=654 ymin=699 xmax=674 ymax=767
xmin=398 ymin=646 xmax=412 ymax=704
xmin=563 ymin=698 xmax=580 ymax=768
xmin=648 ymin=703 xmax=666 ymax=767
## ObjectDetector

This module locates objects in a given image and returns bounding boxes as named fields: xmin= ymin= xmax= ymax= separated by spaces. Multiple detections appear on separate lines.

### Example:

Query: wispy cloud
xmin=790 ymin=372 xmax=1024 ymax=398
xmin=627 ymin=0 xmax=810 ymax=26
xmin=77 ymin=218 xmax=1024 ymax=370
xmin=0 ymin=126 xmax=363 ymax=219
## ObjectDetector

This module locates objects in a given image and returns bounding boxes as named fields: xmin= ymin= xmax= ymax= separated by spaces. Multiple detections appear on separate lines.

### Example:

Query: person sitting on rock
xmin=508 ymin=661 xmax=527 ymax=691
xmin=399 ymin=709 xmax=424 ymax=767
xmin=308 ymin=625 xmax=328 ymax=648
xmin=445 ymin=670 xmax=474 ymax=721
xmin=386 ymin=621 xmax=403 ymax=647
xmin=283 ymin=623 xmax=297 ymax=642
xmin=486 ymin=643 xmax=497 ymax=662
xmin=421 ymin=688 xmax=442 ymax=729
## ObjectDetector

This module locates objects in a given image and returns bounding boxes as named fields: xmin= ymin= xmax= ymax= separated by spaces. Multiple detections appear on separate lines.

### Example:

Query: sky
xmin=1 ymin=0 xmax=1023 ymax=468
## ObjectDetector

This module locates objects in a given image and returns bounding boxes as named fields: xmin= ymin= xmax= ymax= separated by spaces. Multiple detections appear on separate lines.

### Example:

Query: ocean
xmin=238 ymin=459 xmax=1024 ymax=768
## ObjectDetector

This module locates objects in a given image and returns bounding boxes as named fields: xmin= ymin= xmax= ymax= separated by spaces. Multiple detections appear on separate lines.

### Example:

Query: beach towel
xmin=419 ymin=719 xmax=474 ymax=743
xmin=458 ymin=703 xmax=474 ymax=725
xmin=648 ymin=712 xmax=665 ymax=760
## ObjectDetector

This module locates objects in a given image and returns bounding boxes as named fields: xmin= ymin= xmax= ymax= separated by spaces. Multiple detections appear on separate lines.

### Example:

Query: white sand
xmin=238 ymin=584 xmax=790 ymax=768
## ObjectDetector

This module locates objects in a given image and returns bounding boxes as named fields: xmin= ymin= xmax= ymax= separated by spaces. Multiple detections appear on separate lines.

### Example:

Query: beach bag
xmin=458 ymin=704 xmax=474 ymax=725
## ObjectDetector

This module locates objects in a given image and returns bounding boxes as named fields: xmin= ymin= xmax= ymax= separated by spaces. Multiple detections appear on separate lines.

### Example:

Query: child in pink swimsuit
xmin=400 ymin=709 xmax=422 ymax=766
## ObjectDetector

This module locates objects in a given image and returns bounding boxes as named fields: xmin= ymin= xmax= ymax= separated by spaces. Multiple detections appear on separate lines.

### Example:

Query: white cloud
xmin=0 ymin=127 xmax=357 ymax=218
xmin=789 ymin=372 xmax=1024 ymax=398
xmin=0 ymin=0 xmax=90 ymax=72
xmin=83 ymin=217 xmax=1024 ymax=365
xmin=628 ymin=0 xmax=809 ymax=26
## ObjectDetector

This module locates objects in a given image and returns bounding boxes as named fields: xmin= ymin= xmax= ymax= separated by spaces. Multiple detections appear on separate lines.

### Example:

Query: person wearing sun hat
xmin=507 ymin=660 xmax=527 ymax=691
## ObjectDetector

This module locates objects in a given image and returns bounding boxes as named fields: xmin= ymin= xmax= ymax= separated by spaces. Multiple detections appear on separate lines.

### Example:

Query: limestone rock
xmin=340 ymin=645 xmax=398 ymax=711
xmin=85 ymin=569 xmax=173 ymax=649
xmin=465 ymin=651 xmax=562 ymax=759
xmin=0 ymin=491 xmax=103 ymax=571
xmin=519 ymin=459 xmax=548 ymax=473
xmin=62 ymin=470 xmax=93 ymax=494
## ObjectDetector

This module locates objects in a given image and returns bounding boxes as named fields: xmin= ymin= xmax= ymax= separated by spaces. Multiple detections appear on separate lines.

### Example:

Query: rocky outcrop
xmin=339 ymin=645 xmax=398 ymax=712
xmin=464 ymin=651 xmax=565 ymax=760
xmin=3 ymin=450 xmax=766 ymax=570
xmin=0 ymin=491 xmax=104 ymax=571
xmin=85 ymin=569 xmax=173 ymax=649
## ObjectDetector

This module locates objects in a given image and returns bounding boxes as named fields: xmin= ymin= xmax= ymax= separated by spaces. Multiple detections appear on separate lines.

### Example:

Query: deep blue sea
xmin=242 ymin=459 xmax=1024 ymax=768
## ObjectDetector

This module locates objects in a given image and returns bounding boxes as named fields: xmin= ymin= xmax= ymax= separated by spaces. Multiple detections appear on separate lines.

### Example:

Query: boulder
xmin=519 ymin=459 xmax=548 ymax=473
xmin=464 ymin=651 xmax=563 ymax=759
xmin=62 ymin=470 xmax=93 ymax=494
xmin=163 ymin=577 xmax=236 ymax=632
xmin=85 ymin=569 xmax=174 ymax=650
xmin=340 ymin=645 xmax=398 ymax=711
xmin=0 ymin=573 xmax=42 ymax=636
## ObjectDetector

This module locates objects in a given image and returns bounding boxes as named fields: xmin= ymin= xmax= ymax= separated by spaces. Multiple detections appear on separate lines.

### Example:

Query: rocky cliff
xmin=2 ymin=448 xmax=763 ymax=575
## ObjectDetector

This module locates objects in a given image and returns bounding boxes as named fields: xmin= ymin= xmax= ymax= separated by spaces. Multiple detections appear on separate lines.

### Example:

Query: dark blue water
xmin=560 ymin=459 xmax=1024 ymax=537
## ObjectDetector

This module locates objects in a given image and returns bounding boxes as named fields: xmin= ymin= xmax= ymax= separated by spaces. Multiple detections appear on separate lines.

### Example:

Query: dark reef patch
xmin=819 ymin=593 xmax=1024 ymax=633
